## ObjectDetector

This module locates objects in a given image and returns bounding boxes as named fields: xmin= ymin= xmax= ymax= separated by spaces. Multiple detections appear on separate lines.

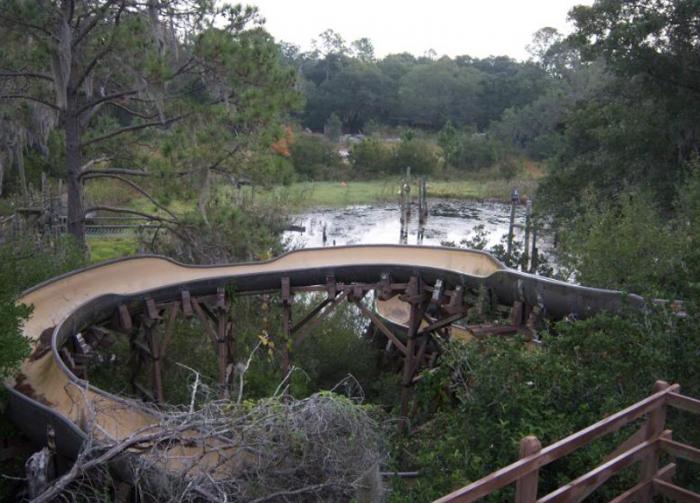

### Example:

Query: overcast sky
xmin=247 ymin=0 xmax=593 ymax=61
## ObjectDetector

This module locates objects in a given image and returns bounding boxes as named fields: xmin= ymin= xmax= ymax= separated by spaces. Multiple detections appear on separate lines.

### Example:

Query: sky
xmin=247 ymin=0 xmax=593 ymax=62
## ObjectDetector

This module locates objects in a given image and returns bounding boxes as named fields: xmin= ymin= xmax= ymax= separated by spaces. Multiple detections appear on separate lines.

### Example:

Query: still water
xmin=283 ymin=198 xmax=536 ymax=251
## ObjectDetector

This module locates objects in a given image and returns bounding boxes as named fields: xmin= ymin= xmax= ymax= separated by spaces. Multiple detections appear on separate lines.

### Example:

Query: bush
xmin=390 ymin=308 xmax=700 ymax=501
xmin=438 ymin=122 xmax=498 ymax=172
xmin=556 ymin=192 xmax=681 ymax=298
xmin=289 ymin=133 xmax=343 ymax=180
xmin=349 ymin=138 xmax=393 ymax=177
xmin=0 ymin=236 xmax=85 ymax=379
xmin=390 ymin=137 xmax=439 ymax=176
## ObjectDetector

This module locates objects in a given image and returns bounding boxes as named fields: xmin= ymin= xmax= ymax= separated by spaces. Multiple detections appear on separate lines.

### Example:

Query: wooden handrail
xmin=434 ymin=382 xmax=679 ymax=503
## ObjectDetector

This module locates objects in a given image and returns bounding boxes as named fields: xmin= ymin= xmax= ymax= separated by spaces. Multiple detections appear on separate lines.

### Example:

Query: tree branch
xmin=0 ymin=71 xmax=53 ymax=81
xmin=107 ymin=101 xmax=160 ymax=120
xmin=84 ymin=205 xmax=179 ymax=225
xmin=81 ymin=114 xmax=185 ymax=148
xmin=0 ymin=14 xmax=59 ymax=41
xmin=77 ymin=89 xmax=138 ymax=115
xmin=74 ymin=0 xmax=126 ymax=89
xmin=72 ymin=0 xmax=121 ymax=48
xmin=82 ymin=173 xmax=177 ymax=220
xmin=0 ymin=94 xmax=59 ymax=110
xmin=80 ymin=168 xmax=149 ymax=178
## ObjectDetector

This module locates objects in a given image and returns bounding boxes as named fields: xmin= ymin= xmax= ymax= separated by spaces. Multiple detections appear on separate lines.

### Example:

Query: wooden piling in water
xmin=507 ymin=188 xmax=519 ymax=262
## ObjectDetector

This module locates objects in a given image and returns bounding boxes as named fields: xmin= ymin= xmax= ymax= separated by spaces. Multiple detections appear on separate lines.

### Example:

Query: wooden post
xmin=216 ymin=287 xmax=230 ymax=399
xmin=400 ymin=276 xmax=427 ymax=432
xmin=522 ymin=200 xmax=532 ymax=271
xmin=638 ymin=380 xmax=671 ymax=502
xmin=281 ymin=277 xmax=292 ymax=375
xmin=530 ymin=220 xmax=538 ymax=274
xmin=515 ymin=435 xmax=541 ymax=503
xmin=507 ymin=188 xmax=519 ymax=262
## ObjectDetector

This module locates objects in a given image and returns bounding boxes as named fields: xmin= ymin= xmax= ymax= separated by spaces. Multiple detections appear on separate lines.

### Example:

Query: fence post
xmin=637 ymin=380 xmax=671 ymax=502
xmin=515 ymin=435 xmax=541 ymax=503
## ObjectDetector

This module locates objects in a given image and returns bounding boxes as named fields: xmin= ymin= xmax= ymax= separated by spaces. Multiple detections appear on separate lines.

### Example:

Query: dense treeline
xmin=284 ymin=29 xmax=551 ymax=133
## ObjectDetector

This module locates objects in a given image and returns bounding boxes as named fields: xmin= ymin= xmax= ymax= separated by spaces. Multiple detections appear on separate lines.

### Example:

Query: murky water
xmin=283 ymin=198 xmax=543 ymax=251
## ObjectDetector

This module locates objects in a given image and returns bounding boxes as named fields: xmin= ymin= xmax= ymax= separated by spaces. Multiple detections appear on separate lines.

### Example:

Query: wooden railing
xmin=434 ymin=381 xmax=700 ymax=502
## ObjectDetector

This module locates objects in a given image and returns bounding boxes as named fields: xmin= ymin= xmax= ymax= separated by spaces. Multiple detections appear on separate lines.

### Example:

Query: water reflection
xmin=283 ymin=198 xmax=535 ymax=250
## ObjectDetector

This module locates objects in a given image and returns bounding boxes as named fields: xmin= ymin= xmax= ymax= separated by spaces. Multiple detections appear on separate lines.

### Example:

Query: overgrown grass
xmin=255 ymin=174 xmax=539 ymax=211
xmin=87 ymin=235 xmax=139 ymax=263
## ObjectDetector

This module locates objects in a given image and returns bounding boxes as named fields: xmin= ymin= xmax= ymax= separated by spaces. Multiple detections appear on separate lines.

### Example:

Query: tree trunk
xmin=64 ymin=99 xmax=85 ymax=244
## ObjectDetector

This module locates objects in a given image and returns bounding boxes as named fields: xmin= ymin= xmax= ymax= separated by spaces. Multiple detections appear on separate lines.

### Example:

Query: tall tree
xmin=0 ymin=1 xmax=290 ymax=244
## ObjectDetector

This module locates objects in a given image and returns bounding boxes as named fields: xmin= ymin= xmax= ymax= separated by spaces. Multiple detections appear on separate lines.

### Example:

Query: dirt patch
xmin=28 ymin=327 xmax=55 ymax=362
xmin=13 ymin=373 xmax=52 ymax=407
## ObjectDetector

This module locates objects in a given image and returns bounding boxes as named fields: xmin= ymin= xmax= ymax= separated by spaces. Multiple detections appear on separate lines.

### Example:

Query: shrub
xmin=349 ymin=138 xmax=393 ymax=177
xmin=390 ymin=137 xmax=439 ymax=176
xmin=556 ymin=192 xmax=681 ymax=298
xmin=0 ymin=236 xmax=85 ymax=379
xmin=289 ymin=133 xmax=342 ymax=180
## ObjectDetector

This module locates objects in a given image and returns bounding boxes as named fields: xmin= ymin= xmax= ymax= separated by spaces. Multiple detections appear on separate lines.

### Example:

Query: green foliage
xmin=349 ymin=138 xmax=393 ymax=177
xmin=323 ymin=112 xmax=343 ymax=142
xmin=0 ymin=236 xmax=85 ymax=379
xmin=149 ymin=196 xmax=288 ymax=264
xmin=391 ymin=308 xmax=700 ymax=501
xmin=391 ymin=137 xmax=440 ymax=176
xmin=556 ymin=192 xmax=680 ymax=297
xmin=438 ymin=122 xmax=498 ymax=171
xmin=293 ymin=301 xmax=380 ymax=394
xmin=289 ymin=133 xmax=343 ymax=180
xmin=294 ymin=37 xmax=551 ymax=132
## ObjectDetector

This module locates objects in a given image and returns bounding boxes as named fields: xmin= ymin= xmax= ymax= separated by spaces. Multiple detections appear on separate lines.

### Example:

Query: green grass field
xmin=87 ymin=171 xmax=540 ymax=262
xmin=254 ymin=175 xmax=538 ymax=211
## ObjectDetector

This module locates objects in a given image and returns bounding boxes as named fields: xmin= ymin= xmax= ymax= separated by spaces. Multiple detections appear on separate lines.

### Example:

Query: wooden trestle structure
xmin=58 ymin=273 xmax=537 ymax=425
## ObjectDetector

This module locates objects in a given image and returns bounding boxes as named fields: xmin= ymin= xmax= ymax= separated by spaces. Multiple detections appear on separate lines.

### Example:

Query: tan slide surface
xmin=15 ymin=246 xmax=504 ymax=448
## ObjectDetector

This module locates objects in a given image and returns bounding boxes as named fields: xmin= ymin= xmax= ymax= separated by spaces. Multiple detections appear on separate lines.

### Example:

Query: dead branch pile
xmin=33 ymin=387 xmax=386 ymax=502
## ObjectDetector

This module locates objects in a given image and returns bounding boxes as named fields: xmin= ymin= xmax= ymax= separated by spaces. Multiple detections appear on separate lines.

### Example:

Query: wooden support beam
xmin=326 ymin=274 xmax=336 ymax=298
xmin=281 ymin=303 xmax=292 ymax=375
xmin=190 ymin=296 xmax=219 ymax=346
xmin=511 ymin=301 xmax=524 ymax=327
xmin=160 ymin=303 xmax=179 ymax=359
xmin=291 ymin=297 xmax=334 ymax=335
xmin=143 ymin=321 xmax=164 ymax=404
xmin=377 ymin=274 xmax=393 ymax=301
xmin=132 ymin=338 xmax=153 ymax=357
xmin=417 ymin=311 xmax=468 ymax=337
xmin=294 ymin=291 xmax=349 ymax=348
xmin=145 ymin=297 xmax=160 ymax=320
xmin=216 ymin=288 xmax=230 ymax=399
xmin=281 ymin=277 xmax=292 ymax=375
xmin=118 ymin=304 xmax=133 ymax=332
xmin=410 ymin=335 xmax=431 ymax=377
xmin=400 ymin=279 xmax=429 ymax=431
xmin=444 ymin=286 xmax=465 ymax=315
xmin=133 ymin=380 xmax=155 ymax=402
xmin=353 ymin=301 xmax=407 ymax=355
xmin=181 ymin=290 xmax=193 ymax=317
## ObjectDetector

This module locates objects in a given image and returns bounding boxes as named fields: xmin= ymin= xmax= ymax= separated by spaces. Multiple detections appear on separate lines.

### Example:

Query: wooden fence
xmin=435 ymin=381 xmax=700 ymax=502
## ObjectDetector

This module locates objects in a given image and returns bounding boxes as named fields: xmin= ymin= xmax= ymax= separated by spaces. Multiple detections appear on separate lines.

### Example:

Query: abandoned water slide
xmin=5 ymin=245 xmax=646 ymax=489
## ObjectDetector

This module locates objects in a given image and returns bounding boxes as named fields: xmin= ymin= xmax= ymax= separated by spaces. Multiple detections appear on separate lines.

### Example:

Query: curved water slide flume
xmin=6 ymin=245 xmax=644 ymax=472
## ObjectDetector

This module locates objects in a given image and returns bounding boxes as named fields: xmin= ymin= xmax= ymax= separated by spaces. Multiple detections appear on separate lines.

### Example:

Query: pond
xmin=283 ymin=198 xmax=549 ymax=255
